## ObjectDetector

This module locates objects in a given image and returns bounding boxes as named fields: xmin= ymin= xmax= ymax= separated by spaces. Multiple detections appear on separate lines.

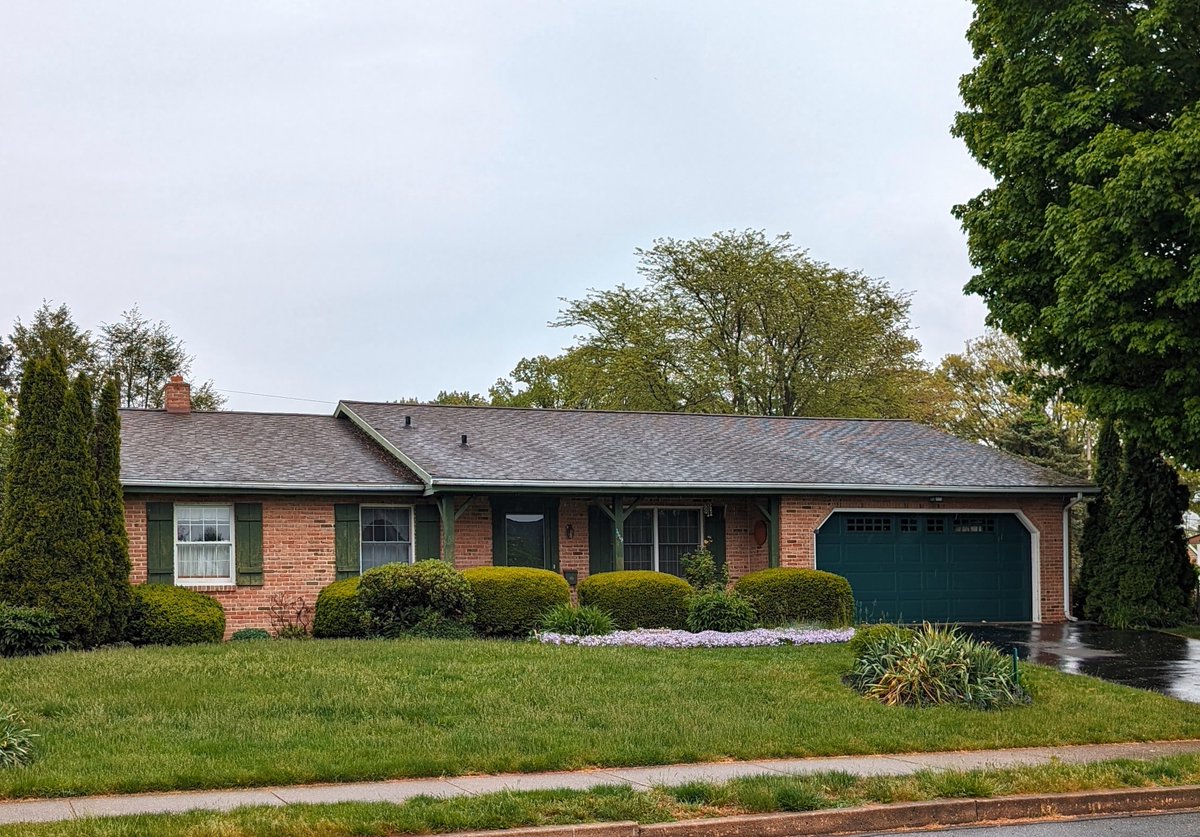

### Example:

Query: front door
xmin=491 ymin=497 xmax=559 ymax=570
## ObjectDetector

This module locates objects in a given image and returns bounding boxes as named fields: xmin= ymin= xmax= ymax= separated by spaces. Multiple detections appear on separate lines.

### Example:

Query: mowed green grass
xmin=2 ymin=639 xmax=1200 ymax=799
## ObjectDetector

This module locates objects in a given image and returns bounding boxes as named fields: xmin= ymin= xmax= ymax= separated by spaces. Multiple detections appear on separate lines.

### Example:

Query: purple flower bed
xmin=538 ymin=627 xmax=855 ymax=648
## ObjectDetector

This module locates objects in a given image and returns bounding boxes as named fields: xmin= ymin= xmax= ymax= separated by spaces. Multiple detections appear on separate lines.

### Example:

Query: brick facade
xmin=124 ymin=491 xmax=1072 ymax=636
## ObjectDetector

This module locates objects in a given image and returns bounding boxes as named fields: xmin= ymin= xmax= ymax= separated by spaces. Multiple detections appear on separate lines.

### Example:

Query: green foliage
xmin=734 ymin=568 xmax=854 ymax=628
xmin=681 ymin=549 xmax=728 ymax=592
xmin=576 ymin=570 xmax=691 ymax=629
xmin=93 ymin=378 xmax=133 ymax=644
xmin=1085 ymin=434 xmax=1195 ymax=628
xmin=0 ymin=603 xmax=64 ymax=657
xmin=0 ymin=707 xmax=37 ymax=768
xmin=953 ymin=2 xmax=1200 ymax=462
xmin=127 ymin=585 xmax=225 ymax=646
xmin=403 ymin=612 xmax=478 ymax=640
xmin=686 ymin=589 xmax=757 ymax=633
xmin=357 ymin=560 xmax=475 ymax=637
xmin=461 ymin=566 xmax=570 ymax=638
xmin=1078 ymin=421 xmax=1120 ymax=615
xmin=312 ymin=578 xmax=367 ymax=639
xmin=230 ymin=628 xmax=270 ymax=642
xmin=489 ymin=230 xmax=927 ymax=419
xmin=0 ymin=357 xmax=106 ymax=646
xmin=847 ymin=624 xmax=913 ymax=660
xmin=10 ymin=302 xmax=98 ymax=378
xmin=538 ymin=603 xmax=615 ymax=636
xmin=848 ymin=623 xmax=1029 ymax=710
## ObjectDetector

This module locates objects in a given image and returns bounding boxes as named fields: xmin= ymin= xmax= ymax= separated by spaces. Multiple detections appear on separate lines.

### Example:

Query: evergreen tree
xmin=94 ymin=378 xmax=132 ymax=642
xmin=1087 ymin=436 xmax=1193 ymax=628
xmin=1078 ymin=421 xmax=1120 ymax=617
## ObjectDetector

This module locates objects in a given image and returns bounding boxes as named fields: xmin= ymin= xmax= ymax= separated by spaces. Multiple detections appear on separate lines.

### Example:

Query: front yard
xmin=3 ymin=638 xmax=1200 ymax=799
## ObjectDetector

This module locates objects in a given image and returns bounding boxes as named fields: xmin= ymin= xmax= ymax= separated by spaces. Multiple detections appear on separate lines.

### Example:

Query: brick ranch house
xmin=120 ymin=377 xmax=1096 ymax=636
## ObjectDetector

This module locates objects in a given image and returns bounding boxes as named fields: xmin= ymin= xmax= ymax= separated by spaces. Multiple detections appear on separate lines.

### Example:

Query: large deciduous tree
xmin=953 ymin=0 xmax=1200 ymax=463
xmin=491 ymin=230 xmax=927 ymax=418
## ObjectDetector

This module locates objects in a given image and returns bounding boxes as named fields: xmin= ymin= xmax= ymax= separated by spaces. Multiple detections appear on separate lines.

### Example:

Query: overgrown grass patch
xmin=10 ymin=755 xmax=1200 ymax=836
xmin=1 ymin=639 xmax=1200 ymax=799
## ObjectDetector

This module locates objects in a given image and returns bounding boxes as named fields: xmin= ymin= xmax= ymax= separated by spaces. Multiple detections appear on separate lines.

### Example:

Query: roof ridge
xmin=119 ymin=408 xmax=329 ymax=418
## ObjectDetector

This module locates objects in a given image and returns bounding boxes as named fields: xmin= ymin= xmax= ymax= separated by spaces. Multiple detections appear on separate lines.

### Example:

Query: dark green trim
xmin=146 ymin=502 xmax=174 ymax=585
xmin=334 ymin=504 xmax=360 ymax=580
xmin=490 ymin=496 xmax=559 ymax=570
xmin=414 ymin=504 xmax=441 ymax=561
xmin=234 ymin=503 xmax=264 ymax=586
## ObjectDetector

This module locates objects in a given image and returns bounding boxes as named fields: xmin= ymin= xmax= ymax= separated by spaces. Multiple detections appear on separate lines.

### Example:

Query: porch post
xmin=438 ymin=495 xmax=456 ymax=562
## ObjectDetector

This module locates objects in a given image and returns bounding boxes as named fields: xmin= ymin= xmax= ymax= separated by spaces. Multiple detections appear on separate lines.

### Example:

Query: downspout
xmin=1063 ymin=492 xmax=1087 ymax=622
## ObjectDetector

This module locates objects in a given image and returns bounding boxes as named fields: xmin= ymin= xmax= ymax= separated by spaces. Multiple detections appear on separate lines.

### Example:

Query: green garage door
xmin=816 ymin=513 xmax=1032 ymax=623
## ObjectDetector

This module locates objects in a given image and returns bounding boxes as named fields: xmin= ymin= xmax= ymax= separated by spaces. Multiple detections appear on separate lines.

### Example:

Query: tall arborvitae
xmin=1078 ymin=422 xmax=1120 ymax=617
xmin=1087 ymin=437 xmax=1194 ymax=628
xmin=0 ymin=355 xmax=68 ymax=601
xmin=94 ymin=377 xmax=132 ymax=642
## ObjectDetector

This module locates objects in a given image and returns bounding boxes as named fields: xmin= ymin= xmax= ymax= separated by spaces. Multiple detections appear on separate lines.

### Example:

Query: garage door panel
xmin=816 ymin=512 xmax=1032 ymax=623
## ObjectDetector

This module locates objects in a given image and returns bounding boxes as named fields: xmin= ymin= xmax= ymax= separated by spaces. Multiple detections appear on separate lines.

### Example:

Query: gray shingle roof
xmin=338 ymin=402 xmax=1093 ymax=492
xmin=120 ymin=410 xmax=422 ymax=491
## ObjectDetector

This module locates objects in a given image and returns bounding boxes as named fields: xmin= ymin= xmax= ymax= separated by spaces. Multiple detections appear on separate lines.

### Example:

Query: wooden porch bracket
xmin=753 ymin=496 xmax=781 ymax=568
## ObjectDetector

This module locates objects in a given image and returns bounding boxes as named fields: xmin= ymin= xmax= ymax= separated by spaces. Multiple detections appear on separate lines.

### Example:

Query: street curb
xmin=446 ymin=786 xmax=1200 ymax=837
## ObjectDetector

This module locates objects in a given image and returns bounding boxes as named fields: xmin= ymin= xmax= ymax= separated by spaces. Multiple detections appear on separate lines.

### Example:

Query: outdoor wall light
xmin=565 ymin=524 xmax=574 ymax=539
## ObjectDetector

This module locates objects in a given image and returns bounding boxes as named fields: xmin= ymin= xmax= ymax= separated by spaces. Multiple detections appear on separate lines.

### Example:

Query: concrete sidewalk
xmin=5 ymin=740 xmax=1200 ymax=827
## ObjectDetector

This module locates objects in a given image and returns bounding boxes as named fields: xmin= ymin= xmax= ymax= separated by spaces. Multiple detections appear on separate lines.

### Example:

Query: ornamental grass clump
xmin=847 ymin=623 xmax=1029 ymax=710
xmin=539 ymin=603 xmax=614 ymax=636
xmin=0 ymin=707 xmax=37 ymax=768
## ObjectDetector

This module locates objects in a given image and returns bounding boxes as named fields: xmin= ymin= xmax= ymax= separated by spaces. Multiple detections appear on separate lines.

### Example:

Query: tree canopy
xmin=953 ymin=0 xmax=1200 ymax=464
xmin=491 ymin=230 xmax=928 ymax=418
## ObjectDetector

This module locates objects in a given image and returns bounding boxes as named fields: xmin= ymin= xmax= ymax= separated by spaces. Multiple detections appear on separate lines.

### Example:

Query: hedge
xmin=577 ymin=571 xmax=691 ymax=630
xmin=462 ymin=567 xmax=570 ymax=638
xmin=357 ymin=560 xmax=474 ymax=636
xmin=0 ymin=603 xmax=64 ymax=657
xmin=313 ymin=578 xmax=367 ymax=638
xmin=733 ymin=568 xmax=853 ymax=627
xmin=127 ymin=585 xmax=226 ymax=646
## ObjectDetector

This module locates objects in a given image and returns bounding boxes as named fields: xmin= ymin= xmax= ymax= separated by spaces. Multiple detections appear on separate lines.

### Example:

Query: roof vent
xmin=405 ymin=415 xmax=412 ymax=428
xmin=460 ymin=434 xmax=468 ymax=447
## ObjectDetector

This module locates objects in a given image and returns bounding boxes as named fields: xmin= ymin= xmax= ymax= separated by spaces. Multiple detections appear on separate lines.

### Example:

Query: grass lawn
xmin=1163 ymin=625 xmax=1200 ymax=640
xmin=2 ymin=639 xmax=1200 ymax=800
xmin=8 ymin=754 xmax=1200 ymax=836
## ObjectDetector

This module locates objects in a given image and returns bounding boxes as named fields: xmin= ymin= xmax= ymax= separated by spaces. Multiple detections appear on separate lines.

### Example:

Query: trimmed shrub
xmin=230 ymin=628 xmax=270 ymax=642
xmin=681 ymin=549 xmax=728 ymax=592
xmin=577 ymin=571 xmax=691 ymax=630
xmin=847 ymin=623 xmax=1030 ymax=710
xmin=127 ymin=585 xmax=225 ymax=646
xmin=0 ymin=603 xmax=64 ymax=657
xmin=686 ymin=590 xmax=757 ymax=633
xmin=847 ymin=624 xmax=914 ymax=660
xmin=313 ymin=578 xmax=367 ymax=639
xmin=0 ymin=707 xmax=37 ymax=768
xmin=463 ymin=567 xmax=571 ymax=638
xmin=734 ymin=568 xmax=854 ymax=627
xmin=357 ymin=560 xmax=474 ymax=637
xmin=539 ymin=603 xmax=614 ymax=636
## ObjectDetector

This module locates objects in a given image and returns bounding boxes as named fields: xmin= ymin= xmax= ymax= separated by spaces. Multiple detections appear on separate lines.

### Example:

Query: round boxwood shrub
xmin=357 ymin=560 xmax=474 ymax=637
xmin=686 ymin=589 xmax=757 ymax=633
xmin=733 ymin=568 xmax=853 ymax=627
xmin=230 ymin=628 xmax=271 ymax=642
xmin=127 ymin=585 xmax=225 ymax=646
xmin=577 ymin=571 xmax=691 ymax=630
xmin=313 ymin=578 xmax=367 ymax=638
xmin=462 ymin=567 xmax=570 ymax=638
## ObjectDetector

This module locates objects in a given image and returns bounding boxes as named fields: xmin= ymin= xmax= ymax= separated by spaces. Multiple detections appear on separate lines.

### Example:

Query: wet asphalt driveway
xmin=960 ymin=622 xmax=1200 ymax=704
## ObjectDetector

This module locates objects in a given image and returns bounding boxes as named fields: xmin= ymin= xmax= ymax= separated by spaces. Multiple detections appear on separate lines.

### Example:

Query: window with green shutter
xmin=146 ymin=502 xmax=174 ymax=585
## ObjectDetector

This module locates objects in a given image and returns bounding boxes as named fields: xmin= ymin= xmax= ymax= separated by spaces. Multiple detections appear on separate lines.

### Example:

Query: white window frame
xmin=623 ymin=506 xmax=704 ymax=574
xmin=173 ymin=503 xmax=236 ymax=586
xmin=359 ymin=504 xmax=416 ymax=573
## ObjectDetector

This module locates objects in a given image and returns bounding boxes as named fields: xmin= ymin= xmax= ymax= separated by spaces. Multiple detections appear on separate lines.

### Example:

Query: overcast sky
xmin=1 ymin=1 xmax=992 ymax=412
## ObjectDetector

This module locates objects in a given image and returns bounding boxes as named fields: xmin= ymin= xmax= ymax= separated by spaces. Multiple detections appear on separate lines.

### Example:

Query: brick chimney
xmin=164 ymin=375 xmax=191 ymax=414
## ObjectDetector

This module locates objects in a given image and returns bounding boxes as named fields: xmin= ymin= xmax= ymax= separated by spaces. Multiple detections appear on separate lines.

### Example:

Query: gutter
xmin=1063 ymin=491 xmax=1088 ymax=621
xmin=121 ymin=480 xmax=422 ymax=494
xmin=424 ymin=478 xmax=1098 ymax=496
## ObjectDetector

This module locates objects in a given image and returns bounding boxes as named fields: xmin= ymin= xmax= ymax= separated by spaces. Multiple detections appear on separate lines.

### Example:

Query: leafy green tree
xmin=954 ymin=0 xmax=1200 ymax=463
xmin=1085 ymin=433 xmax=1194 ymax=627
xmin=94 ymin=378 xmax=133 ymax=642
xmin=491 ymin=230 xmax=926 ymax=418
xmin=0 ymin=356 xmax=105 ymax=646
xmin=431 ymin=390 xmax=489 ymax=406
xmin=10 ymin=302 xmax=99 ymax=378
xmin=0 ymin=339 xmax=14 ymax=392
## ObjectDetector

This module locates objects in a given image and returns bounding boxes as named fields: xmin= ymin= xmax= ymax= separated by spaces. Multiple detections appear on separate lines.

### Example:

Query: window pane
xmin=623 ymin=510 xmax=654 ymax=571
xmin=362 ymin=541 xmax=408 ymax=571
xmin=657 ymin=509 xmax=700 ymax=577
xmin=176 ymin=506 xmax=232 ymax=545
xmin=177 ymin=543 xmax=232 ymax=579
xmin=361 ymin=508 xmax=411 ymax=544
xmin=505 ymin=513 xmax=546 ymax=567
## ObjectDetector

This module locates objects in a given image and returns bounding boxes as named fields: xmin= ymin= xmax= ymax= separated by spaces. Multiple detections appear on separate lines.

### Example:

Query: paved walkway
xmin=5 ymin=740 xmax=1200 ymax=827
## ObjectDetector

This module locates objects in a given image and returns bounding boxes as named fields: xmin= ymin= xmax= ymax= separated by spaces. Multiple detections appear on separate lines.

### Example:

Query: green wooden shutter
xmin=334 ymin=504 xmax=360 ymax=580
xmin=414 ymin=505 xmax=441 ymax=561
xmin=706 ymin=505 xmax=726 ymax=573
xmin=146 ymin=502 xmax=174 ymax=585
xmin=588 ymin=504 xmax=614 ymax=575
xmin=235 ymin=503 xmax=264 ymax=586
